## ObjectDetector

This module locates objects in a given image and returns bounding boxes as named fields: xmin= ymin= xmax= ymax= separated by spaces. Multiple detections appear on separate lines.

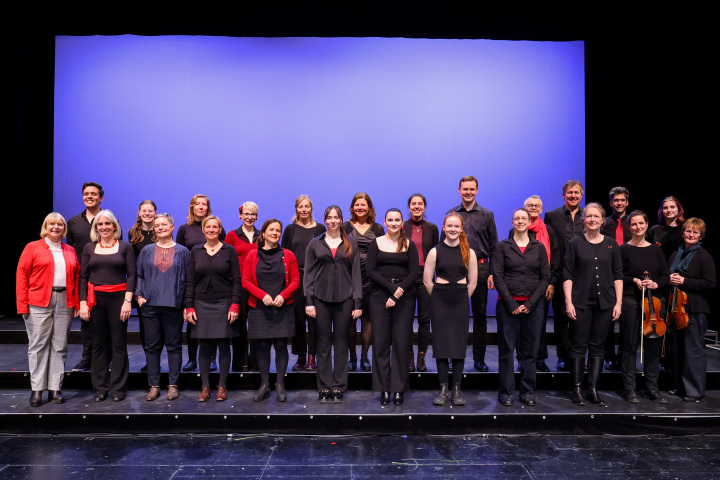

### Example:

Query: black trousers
xmin=619 ymin=294 xmax=662 ymax=392
xmin=142 ymin=305 xmax=184 ymax=387
xmin=497 ymin=300 xmax=544 ymax=401
xmin=369 ymin=287 xmax=415 ymax=392
xmin=673 ymin=312 xmax=708 ymax=398
xmin=315 ymin=298 xmax=353 ymax=392
xmin=471 ymin=262 xmax=490 ymax=362
xmin=414 ymin=268 xmax=432 ymax=353
xmin=568 ymin=298 xmax=613 ymax=359
xmin=291 ymin=270 xmax=316 ymax=357
xmin=89 ymin=291 xmax=129 ymax=397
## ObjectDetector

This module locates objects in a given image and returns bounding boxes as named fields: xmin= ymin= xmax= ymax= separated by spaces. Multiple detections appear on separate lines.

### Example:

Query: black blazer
xmin=304 ymin=234 xmax=362 ymax=309
xmin=563 ymin=235 xmax=623 ymax=310
xmin=403 ymin=219 xmax=439 ymax=263
xmin=492 ymin=237 xmax=551 ymax=313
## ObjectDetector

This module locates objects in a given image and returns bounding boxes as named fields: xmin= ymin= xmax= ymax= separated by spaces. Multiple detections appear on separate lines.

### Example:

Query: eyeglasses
xmin=242 ymin=213 xmax=258 ymax=218
xmin=525 ymin=204 xmax=542 ymax=209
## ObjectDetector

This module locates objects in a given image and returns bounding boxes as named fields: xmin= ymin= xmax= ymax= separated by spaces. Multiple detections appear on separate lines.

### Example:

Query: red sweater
xmin=242 ymin=249 xmax=300 ymax=308
xmin=16 ymin=239 xmax=80 ymax=314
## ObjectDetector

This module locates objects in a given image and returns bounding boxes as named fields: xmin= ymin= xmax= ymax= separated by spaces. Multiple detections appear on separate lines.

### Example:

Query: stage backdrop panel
xmin=54 ymin=36 xmax=585 ymax=314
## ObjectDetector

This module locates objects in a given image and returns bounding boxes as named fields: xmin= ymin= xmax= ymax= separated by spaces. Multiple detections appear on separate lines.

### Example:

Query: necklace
xmin=99 ymin=239 xmax=118 ymax=249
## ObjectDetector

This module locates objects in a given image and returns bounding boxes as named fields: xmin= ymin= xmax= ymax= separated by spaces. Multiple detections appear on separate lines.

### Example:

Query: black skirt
xmin=191 ymin=297 xmax=239 ymax=339
xmin=430 ymin=282 xmax=470 ymax=359
xmin=248 ymin=302 xmax=295 ymax=339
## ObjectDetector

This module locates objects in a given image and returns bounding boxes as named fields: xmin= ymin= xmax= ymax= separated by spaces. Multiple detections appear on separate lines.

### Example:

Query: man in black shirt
xmin=444 ymin=175 xmax=498 ymax=372
xmin=544 ymin=180 xmax=584 ymax=371
xmin=66 ymin=182 xmax=104 ymax=371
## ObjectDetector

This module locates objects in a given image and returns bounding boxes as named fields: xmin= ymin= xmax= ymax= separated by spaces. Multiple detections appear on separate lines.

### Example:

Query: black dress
xmin=430 ymin=242 xmax=469 ymax=359
xmin=247 ymin=247 xmax=296 ymax=340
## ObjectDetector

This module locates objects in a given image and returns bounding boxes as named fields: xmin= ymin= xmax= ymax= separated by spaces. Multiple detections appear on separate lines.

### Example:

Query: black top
xmin=403 ymin=219 xmax=439 ymax=262
xmin=492 ymin=237 xmax=551 ymax=313
xmin=545 ymin=205 xmax=584 ymax=262
xmin=668 ymin=247 xmax=716 ymax=313
xmin=185 ymin=243 xmax=242 ymax=308
xmin=281 ymin=223 xmax=327 ymax=269
xmin=176 ymin=222 xmax=227 ymax=250
xmin=130 ymin=228 xmax=155 ymax=259
xmin=66 ymin=210 xmax=94 ymax=259
xmin=256 ymin=247 xmax=286 ymax=298
xmin=619 ymin=243 xmax=669 ymax=297
xmin=507 ymin=223 xmax=561 ymax=285
xmin=601 ymin=213 xmax=632 ymax=244
xmin=366 ymin=240 xmax=419 ymax=297
xmin=647 ymin=224 xmax=684 ymax=261
xmin=304 ymin=233 xmax=362 ymax=309
xmin=343 ymin=221 xmax=385 ymax=278
xmin=434 ymin=242 xmax=468 ymax=284
xmin=443 ymin=203 xmax=498 ymax=263
xmin=563 ymin=235 xmax=623 ymax=310
xmin=79 ymin=241 xmax=137 ymax=301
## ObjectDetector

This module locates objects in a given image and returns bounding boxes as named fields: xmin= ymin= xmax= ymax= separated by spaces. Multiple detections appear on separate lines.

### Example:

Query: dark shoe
xmin=306 ymin=354 xmax=317 ymax=371
xmin=625 ymin=390 xmax=640 ymax=404
xmin=146 ymin=387 xmax=161 ymax=401
xmin=276 ymin=384 xmax=287 ymax=402
xmin=587 ymin=388 xmax=605 ymax=406
xmin=409 ymin=352 xmax=415 ymax=372
xmin=474 ymin=361 xmax=489 ymax=372
xmin=393 ymin=392 xmax=404 ymax=405
xmin=571 ymin=386 xmax=585 ymax=406
xmin=111 ymin=394 xmax=125 ymax=402
xmin=348 ymin=358 xmax=357 ymax=372
xmin=167 ymin=385 xmax=179 ymax=401
xmin=253 ymin=384 xmax=270 ymax=402
xmin=198 ymin=387 xmax=210 ymax=402
xmin=604 ymin=359 xmax=619 ymax=371
xmin=433 ymin=384 xmax=450 ymax=406
xmin=667 ymin=389 xmax=679 ymax=396
xmin=318 ymin=388 xmax=331 ymax=403
xmin=683 ymin=395 xmax=702 ymax=403
xmin=587 ymin=356 xmax=606 ymax=406
xmin=417 ymin=352 xmax=427 ymax=372
xmin=570 ymin=357 xmax=585 ymax=406
xmin=48 ymin=390 xmax=64 ymax=404
xmin=216 ymin=387 xmax=227 ymax=401
xmin=30 ymin=391 xmax=43 ymax=407
xmin=182 ymin=358 xmax=197 ymax=372
xmin=72 ymin=358 xmax=91 ymax=372
xmin=238 ymin=365 xmax=249 ymax=372
xmin=360 ymin=357 xmax=371 ymax=372
xmin=556 ymin=359 xmax=568 ymax=371
xmin=292 ymin=355 xmax=306 ymax=371
xmin=140 ymin=364 xmax=148 ymax=372
xmin=209 ymin=359 xmax=218 ymax=372
xmin=647 ymin=390 xmax=667 ymax=404
xmin=499 ymin=397 xmax=513 ymax=407
xmin=536 ymin=362 xmax=550 ymax=372
xmin=93 ymin=392 xmax=107 ymax=402
xmin=451 ymin=385 xmax=466 ymax=406
xmin=522 ymin=397 xmax=536 ymax=407
xmin=331 ymin=389 xmax=344 ymax=403
xmin=380 ymin=392 xmax=391 ymax=405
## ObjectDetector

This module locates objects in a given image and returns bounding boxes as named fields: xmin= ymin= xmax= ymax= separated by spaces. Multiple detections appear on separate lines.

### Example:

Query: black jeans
xmin=142 ymin=305 xmax=184 ymax=386
xmin=497 ymin=300 xmax=544 ymax=400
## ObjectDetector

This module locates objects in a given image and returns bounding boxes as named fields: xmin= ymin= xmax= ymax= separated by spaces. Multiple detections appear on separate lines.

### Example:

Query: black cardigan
xmin=563 ymin=235 xmax=623 ymax=310
xmin=304 ymin=234 xmax=362 ymax=309
xmin=668 ymin=247 xmax=716 ymax=314
xmin=492 ymin=237 xmax=550 ymax=313
xmin=184 ymin=243 xmax=242 ymax=308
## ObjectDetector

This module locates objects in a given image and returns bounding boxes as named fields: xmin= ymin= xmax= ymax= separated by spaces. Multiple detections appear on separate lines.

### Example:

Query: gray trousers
xmin=24 ymin=291 xmax=73 ymax=391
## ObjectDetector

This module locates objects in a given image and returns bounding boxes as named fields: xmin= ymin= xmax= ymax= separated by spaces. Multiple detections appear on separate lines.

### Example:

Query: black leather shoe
xmin=72 ymin=357 xmax=91 ymax=372
xmin=331 ymin=389 xmax=344 ymax=403
xmin=111 ymin=394 xmax=125 ymax=402
xmin=275 ymin=383 xmax=287 ymax=402
xmin=30 ymin=391 xmax=43 ymax=407
xmin=380 ymin=392 xmax=391 ymax=405
xmin=48 ymin=390 xmax=64 ymax=404
xmin=625 ymin=390 xmax=640 ymax=404
xmin=647 ymin=390 xmax=667 ymax=404
xmin=393 ymin=392 xmax=404 ymax=405
xmin=433 ymin=385 xmax=450 ymax=406
xmin=253 ymin=384 xmax=270 ymax=402
xmin=93 ymin=392 xmax=107 ymax=402
xmin=499 ymin=397 xmax=513 ymax=407
xmin=348 ymin=358 xmax=357 ymax=372
xmin=318 ymin=388 xmax=331 ymax=403
xmin=522 ymin=398 xmax=536 ymax=407
xmin=451 ymin=385 xmax=466 ymax=405
xmin=182 ymin=358 xmax=197 ymax=372
xmin=360 ymin=358 xmax=371 ymax=372
xmin=536 ymin=362 xmax=550 ymax=372
xmin=473 ymin=361 xmax=489 ymax=372
xmin=683 ymin=395 xmax=701 ymax=403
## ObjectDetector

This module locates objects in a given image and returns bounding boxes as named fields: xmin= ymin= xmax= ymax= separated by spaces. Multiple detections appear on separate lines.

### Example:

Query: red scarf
xmin=528 ymin=217 xmax=551 ymax=265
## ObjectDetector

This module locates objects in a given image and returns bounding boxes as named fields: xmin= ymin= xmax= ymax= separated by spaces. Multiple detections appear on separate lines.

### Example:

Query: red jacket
xmin=16 ymin=239 xmax=80 ymax=314
xmin=242 ymin=248 xmax=300 ymax=308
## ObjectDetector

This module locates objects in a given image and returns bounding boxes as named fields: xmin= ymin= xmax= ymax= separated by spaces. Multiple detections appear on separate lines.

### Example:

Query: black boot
xmin=570 ymin=357 xmax=585 ymax=406
xmin=433 ymin=384 xmax=450 ymax=406
xmin=587 ymin=356 xmax=606 ymax=406
xmin=30 ymin=391 xmax=43 ymax=407
xmin=451 ymin=384 xmax=466 ymax=406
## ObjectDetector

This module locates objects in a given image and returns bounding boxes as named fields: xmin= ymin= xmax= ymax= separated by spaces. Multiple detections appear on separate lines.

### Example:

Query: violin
xmin=668 ymin=283 xmax=689 ymax=330
xmin=641 ymin=271 xmax=666 ymax=338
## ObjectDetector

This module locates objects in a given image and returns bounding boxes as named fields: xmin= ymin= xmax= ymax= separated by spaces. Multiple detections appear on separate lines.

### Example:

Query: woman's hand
xmin=186 ymin=309 xmax=197 ymax=325
xmin=79 ymin=302 xmax=90 ymax=321
xmin=73 ymin=309 xmax=80 ymax=318
xmin=228 ymin=309 xmax=239 ymax=324
xmin=273 ymin=295 xmax=285 ymax=308
xmin=512 ymin=305 xmax=529 ymax=315
xmin=612 ymin=302 xmax=622 ymax=321
xmin=385 ymin=297 xmax=396 ymax=309
xmin=566 ymin=302 xmax=577 ymax=320
xmin=120 ymin=301 xmax=132 ymax=322
xmin=305 ymin=306 xmax=317 ymax=318
xmin=351 ymin=309 xmax=362 ymax=320
xmin=393 ymin=287 xmax=404 ymax=299
xmin=670 ymin=273 xmax=685 ymax=285
xmin=545 ymin=284 xmax=555 ymax=300
xmin=262 ymin=294 xmax=274 ymax=306
xmin=137 ymin=297 xmax=146 ymax=308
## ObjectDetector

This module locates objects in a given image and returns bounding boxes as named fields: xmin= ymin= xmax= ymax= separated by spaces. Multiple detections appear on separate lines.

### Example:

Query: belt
xmin=52 ymin=287 xmax=66 ymax=292
xmin=387 ymin=278 xmax=402 ymax=284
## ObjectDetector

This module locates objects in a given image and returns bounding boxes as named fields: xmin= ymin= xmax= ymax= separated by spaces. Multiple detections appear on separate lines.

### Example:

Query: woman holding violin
xmin=618 ymin=211 xmax=669 ymax=403
xmin=668 ymin=218 xmax=716 ymax=403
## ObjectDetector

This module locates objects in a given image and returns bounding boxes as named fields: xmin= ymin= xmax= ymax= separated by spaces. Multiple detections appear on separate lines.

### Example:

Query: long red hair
xmin=444 ymin=213 xmax=471 ymax=267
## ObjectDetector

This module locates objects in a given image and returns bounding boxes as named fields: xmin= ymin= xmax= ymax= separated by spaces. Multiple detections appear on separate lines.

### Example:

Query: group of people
xmin=16 ymin=178 xmax=715 ymax=409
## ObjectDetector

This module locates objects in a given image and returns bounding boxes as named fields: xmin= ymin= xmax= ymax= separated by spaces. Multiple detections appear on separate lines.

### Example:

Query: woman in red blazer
xmin=242 ymin=219 xmax=300 ymax=402
xmin=16 ymin=212 xmax=80 ymax=407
